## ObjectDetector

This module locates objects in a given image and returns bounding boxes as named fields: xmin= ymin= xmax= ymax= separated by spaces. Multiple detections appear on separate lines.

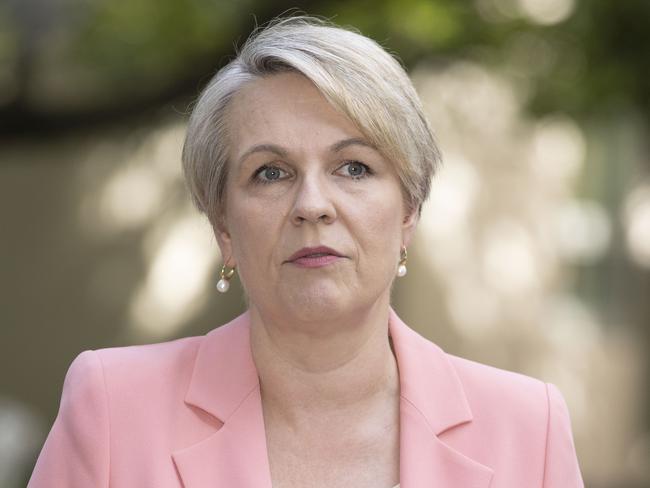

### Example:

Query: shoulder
xmin=60 ymin=334 xmax=205 ymax=413
xmin=445 ymin=352 xmax=549 ymax=416
xmin=93 ymin=334 xmax=204 ymax=380
xmin=443 ymin=352 xmax=583 ymax=485
xmin=441 ymin=350 xmax=572 ymax=461
xmin=392 ymin=310 xmax=555 ymax=431
xmin=61 ymin=314 xmax=251 ymax=412
xmin=441 ymin=352 xmax=554 ymax=472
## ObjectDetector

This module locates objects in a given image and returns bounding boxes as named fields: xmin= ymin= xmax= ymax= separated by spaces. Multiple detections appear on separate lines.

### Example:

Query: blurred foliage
xmin=0 ymin=0 xmax=649 ymax=137
xmin=531 ymin=0 xmax=650 ymax=119
xmin=69 ymin=0 xmax=244 ymax=97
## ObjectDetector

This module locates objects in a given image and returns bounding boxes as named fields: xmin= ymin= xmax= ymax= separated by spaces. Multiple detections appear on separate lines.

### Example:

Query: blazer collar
xmin=172 ymin=307 xmax=493 ymax=487
xmin=184 ymin=310 xmax=258 ymax=422
xmin=388 ymin=308 xmax=494 ymax=487
xmin=387 ymin=307 xmax=473 ymax=435
xmin=172 ymin=311 xmax=273 ymax=486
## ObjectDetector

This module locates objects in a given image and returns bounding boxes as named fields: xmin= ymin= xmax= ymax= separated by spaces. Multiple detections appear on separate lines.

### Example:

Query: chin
xmin=281 ymin=287 xmax=352 ymax=323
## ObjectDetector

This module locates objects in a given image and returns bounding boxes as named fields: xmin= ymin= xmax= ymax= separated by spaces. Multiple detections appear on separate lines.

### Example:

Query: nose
xmin=290 ymin=174 xmax=337 ymax=225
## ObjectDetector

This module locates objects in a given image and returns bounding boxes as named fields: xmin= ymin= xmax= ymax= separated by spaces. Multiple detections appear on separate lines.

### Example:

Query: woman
xmin=28 ymin=16 xmax=584 ymax=488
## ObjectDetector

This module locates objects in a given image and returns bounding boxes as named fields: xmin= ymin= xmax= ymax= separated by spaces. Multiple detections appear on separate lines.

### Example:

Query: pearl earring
xmin=216 ymin=263 xmax=236 ymax=293
xmin=397 ymin=246 xmax=407 ymax=277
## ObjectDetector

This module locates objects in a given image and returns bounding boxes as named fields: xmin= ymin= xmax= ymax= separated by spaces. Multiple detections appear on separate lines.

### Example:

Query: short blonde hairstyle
xmin=182 ymin=15 xmax=441 ymax=224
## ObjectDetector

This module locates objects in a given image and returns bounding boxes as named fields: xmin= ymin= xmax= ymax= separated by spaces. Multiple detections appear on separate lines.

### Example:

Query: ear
xmin=212 ymin=216 xmax=237 ymax=267
xmin=401 ymin=203 xmax=420 ymax=248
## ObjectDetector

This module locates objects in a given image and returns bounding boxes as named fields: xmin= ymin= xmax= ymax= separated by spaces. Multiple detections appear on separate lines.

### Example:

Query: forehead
xmin=227 ymin=72 xmax=365 ymax=155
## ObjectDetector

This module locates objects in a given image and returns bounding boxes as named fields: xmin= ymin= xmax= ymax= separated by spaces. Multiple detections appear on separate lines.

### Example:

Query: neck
xmin=249 ymin=295 xmax=399 ymax=424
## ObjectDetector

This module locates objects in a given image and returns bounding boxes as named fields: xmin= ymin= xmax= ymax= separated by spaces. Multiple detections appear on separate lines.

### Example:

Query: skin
xmin=214 ymin=72 xmax=419 ymax=488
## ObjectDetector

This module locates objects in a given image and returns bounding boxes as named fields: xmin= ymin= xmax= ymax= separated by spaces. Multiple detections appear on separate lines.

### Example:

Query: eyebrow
xmin=330 ymin=137 xmax=377 ymax=152
xmin=237 ymin=137 xmax=377 ymax=166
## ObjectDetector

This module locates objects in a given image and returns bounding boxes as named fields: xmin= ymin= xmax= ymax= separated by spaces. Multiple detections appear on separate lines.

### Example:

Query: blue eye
xmin=340 ymin=161 xmax=371 ymax=179
xmin=253 ymin=161 xmax=371 ymax=184
xmin=254 ymin=165 xmax=288 ymax=184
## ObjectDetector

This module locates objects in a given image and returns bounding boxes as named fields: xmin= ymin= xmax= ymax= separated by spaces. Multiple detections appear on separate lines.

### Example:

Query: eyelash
xmin=252 ymin=161 xmax=373 ymax=185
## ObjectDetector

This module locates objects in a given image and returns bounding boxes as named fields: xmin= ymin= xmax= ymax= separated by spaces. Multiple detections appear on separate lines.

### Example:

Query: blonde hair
xmin=182 ymin=15 xmax=441 ymax=224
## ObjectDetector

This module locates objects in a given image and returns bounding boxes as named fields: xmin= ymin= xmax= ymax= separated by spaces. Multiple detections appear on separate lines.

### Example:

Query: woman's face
xmin=215 ymin=72 xmax=418 ymax=324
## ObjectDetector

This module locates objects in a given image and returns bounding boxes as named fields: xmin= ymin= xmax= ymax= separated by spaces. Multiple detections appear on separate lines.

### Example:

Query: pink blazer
xmin=28 ymin=307 xmax=584 ymax=487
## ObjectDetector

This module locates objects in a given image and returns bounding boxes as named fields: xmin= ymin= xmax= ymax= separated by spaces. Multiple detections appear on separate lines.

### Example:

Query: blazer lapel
xmin=388 ymin=307 xmax=494 ymax=488
xmin=172 ymin=311 xmax=273 ymax=488
xmin=173 ymin=308 xmax=493 ymax=488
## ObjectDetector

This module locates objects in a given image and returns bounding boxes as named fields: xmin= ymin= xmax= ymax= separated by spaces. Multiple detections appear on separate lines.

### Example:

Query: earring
xmin=397 ymin=246 xmax=407 ymax=277
xmin=216 ymin=263 xmax=236 ymax=293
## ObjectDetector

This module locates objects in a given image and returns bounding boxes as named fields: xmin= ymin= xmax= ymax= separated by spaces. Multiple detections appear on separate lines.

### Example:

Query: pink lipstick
xmin=287 ymin=246 xmax=344 ymax=268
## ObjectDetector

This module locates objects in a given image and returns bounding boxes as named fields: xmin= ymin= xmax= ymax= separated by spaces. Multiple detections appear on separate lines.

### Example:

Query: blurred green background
xmin=1 ymin=1 xmax=649 ymax=486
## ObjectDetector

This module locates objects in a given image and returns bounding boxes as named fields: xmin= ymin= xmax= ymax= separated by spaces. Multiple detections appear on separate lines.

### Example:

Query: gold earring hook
xmin=220 ymin=264 xmax=235 ymax=280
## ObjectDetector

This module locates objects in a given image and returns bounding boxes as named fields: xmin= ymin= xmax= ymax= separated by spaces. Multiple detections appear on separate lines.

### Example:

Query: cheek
xmin=227 ymin=198 xmax=282 ymax=266
xmin=352 ymin=187 xmax=404 ymax=264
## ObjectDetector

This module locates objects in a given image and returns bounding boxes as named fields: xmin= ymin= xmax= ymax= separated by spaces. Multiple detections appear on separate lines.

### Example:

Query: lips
xmin=287 ymin=246 xmax=344 ymax=262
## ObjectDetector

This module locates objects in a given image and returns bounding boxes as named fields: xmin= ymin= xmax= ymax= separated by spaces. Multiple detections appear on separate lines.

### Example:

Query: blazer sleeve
xmin=27 ymin=350 xmax=110 ymax=488
xmin=543 ymin=382 xmax=584 ymax=488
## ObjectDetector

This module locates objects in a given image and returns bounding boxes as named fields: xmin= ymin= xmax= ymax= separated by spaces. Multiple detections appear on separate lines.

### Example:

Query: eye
xmin=338 ymin=160 xmax=371 ymax=179
xmin=253 ymin=165 xmax=289 ymax=184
